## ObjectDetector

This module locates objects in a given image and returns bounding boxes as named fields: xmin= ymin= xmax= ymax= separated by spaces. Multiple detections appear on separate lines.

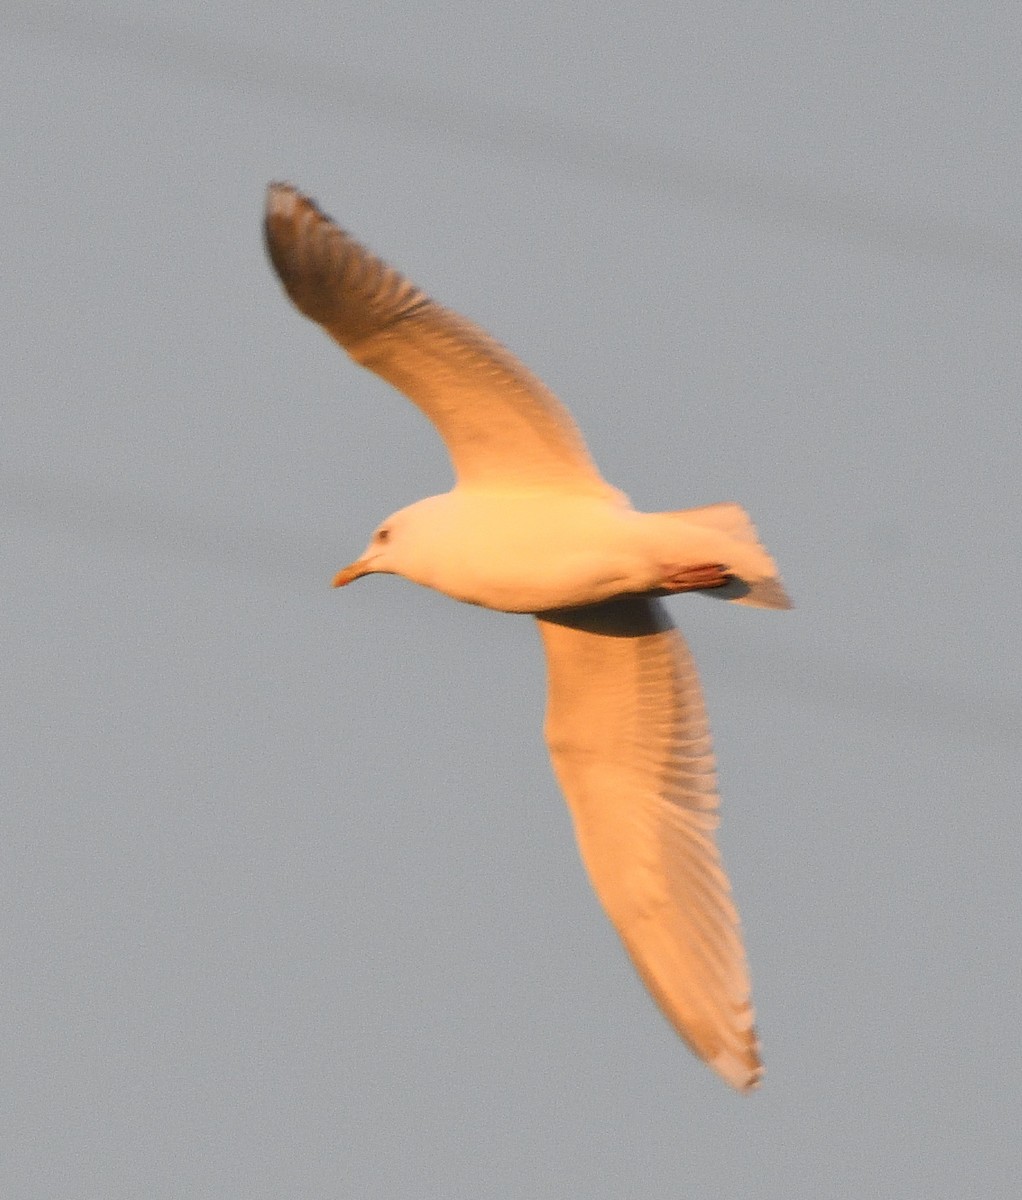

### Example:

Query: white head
xmin=331 ymin=496 xmax=445 ymax=589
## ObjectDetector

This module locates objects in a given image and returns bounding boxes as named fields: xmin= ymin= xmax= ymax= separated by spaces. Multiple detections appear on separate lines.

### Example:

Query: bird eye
xmin=376 ymin=528 xmax=390 ymax=543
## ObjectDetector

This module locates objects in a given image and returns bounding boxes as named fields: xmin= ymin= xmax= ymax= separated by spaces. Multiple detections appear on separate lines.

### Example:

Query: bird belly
xmin=439 ymin=549 xmax=646 ymax=613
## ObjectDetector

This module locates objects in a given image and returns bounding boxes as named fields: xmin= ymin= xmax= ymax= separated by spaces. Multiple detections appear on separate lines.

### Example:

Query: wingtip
xmin=263 ymin=181 xmax=352 ymax=257
xmin=265 ymin=181 xmax=306 ymax=221
xmin=265 ymin=182 xmax=341 ymax=236
xmin=699 ymin=1003 xmax=764 ymax=1092
xmin=712 ymin=1047 xmax=764 ymax=1093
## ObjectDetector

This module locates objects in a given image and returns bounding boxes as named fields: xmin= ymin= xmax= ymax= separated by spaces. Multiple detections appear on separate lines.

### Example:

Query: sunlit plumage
xmin=264 ymin=182 xmax=790 ymax=1091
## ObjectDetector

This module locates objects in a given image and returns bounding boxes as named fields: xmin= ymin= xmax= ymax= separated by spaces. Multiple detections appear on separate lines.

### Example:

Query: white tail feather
xmin=682 ymin=502 xmax=761 ymax=543
xmin=677 ymin=502 xmax=792 ymax=611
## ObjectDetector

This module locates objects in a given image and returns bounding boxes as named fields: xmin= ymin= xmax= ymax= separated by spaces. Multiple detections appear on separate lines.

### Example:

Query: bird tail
xmin=676 ymin=502 xmax=792 ymax=610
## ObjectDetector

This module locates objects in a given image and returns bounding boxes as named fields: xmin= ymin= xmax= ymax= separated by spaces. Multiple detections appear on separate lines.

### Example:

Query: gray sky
xmin=4 ymin=4 xmax=1021 ymax=1197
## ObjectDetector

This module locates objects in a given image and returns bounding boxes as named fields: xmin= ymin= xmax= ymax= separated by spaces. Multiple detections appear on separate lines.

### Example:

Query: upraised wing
xmin=536 ymin=596 xmax=762 ymax=1091
xmin=264 ymin=183 xmax=613 ymax=495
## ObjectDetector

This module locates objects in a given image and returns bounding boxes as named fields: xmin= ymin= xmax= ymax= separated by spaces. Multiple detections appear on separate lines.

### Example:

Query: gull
xmin=264 ymin=182 xmax=790 ymax=1092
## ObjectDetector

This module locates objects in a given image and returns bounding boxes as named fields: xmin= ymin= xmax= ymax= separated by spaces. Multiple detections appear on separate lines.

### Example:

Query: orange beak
xmin=331 ymin=558 xmax=374 ymax=588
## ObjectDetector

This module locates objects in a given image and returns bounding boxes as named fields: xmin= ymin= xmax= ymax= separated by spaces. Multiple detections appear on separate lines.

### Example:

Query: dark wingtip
xmin=262 ymin=182 xmax=429 ymax=343
xmin=265 ymin=181 xmax=304 ymax=220
xmin=263 ymin=181 xmax=316 ymax=253
xmin=262 ymin=181 xmax=349 ymax=326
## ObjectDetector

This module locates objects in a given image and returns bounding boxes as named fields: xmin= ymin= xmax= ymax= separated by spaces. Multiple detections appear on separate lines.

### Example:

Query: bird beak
xmin=331 ymin=558 xmax=373 ymax=588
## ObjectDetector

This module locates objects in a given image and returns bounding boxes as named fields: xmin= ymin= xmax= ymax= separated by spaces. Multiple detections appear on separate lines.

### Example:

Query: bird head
xmin=332 ymin=519 xmax=401 ymax=587
xmin=331 ymin=497 xmax=447 ymax=588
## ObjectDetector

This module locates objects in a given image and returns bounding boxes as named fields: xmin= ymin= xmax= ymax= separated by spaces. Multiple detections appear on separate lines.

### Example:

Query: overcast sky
xmin=4 ymin=4 xmax=1021 ymax=1197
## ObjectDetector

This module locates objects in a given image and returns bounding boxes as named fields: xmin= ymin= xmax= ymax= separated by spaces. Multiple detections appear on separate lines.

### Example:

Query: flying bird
xmin=264 ymin=182 xmax=790 ymax=1091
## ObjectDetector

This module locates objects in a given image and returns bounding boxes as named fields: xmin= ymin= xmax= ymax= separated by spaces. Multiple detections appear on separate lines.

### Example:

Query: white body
xmin=379 ymin=490 xmax=783 ymax=613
